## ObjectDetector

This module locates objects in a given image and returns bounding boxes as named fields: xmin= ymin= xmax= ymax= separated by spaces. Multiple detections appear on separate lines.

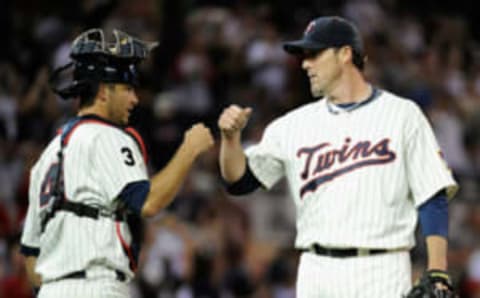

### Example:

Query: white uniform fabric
xmin=245 ymin=89 xmax=457 ymax=297
xmin=21 ymin=119 xmax=148 ymax=289
xmin=246 ymin=89 xmax=458 ymax=250
xmin=38 ymin=277 xmax=130 ymax=298
xmin=297 ymin=251 xmax=412 ymax=298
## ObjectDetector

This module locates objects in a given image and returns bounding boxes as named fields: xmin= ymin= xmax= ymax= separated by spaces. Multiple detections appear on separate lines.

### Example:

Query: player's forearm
xmin=220 ymin=133 xmax=247 ymax=183
xmin=426 ymin=235 xmax=448 ymax=271
xmin=141 ymin=142 xmax=198 ymax=217
xmin=25 ymin=256 xmax=42 ymax=287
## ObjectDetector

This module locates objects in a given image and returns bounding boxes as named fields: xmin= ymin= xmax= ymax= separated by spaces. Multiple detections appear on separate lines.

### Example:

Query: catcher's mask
xmin=50 ymin=28 xmax=158 ymax=99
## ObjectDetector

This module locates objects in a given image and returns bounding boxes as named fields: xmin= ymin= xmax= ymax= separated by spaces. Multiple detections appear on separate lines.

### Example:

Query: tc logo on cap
xmin=304 ymin=20 xmax=316 ymax=36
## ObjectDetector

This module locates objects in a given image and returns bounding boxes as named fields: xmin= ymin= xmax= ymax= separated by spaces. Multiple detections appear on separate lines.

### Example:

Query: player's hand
xmin=218 ymin=105 xmax=252 ymax=139
xmin=183 ymin=123 xmax=214 ymax=156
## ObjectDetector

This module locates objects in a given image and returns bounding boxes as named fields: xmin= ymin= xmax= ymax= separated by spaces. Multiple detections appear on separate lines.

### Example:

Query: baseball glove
xmin=405 ymin=270 xmax=457 ymax=298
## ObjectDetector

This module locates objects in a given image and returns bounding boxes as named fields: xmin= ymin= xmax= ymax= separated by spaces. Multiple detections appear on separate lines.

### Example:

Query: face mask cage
xmin=50 ymin=29 xmax=158 ymax=99
xmin=70 ymin=28 xmax=158 ymax=61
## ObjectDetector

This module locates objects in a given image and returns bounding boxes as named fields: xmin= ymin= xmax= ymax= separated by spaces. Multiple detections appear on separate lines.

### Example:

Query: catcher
xmin=20 ymin=28 xmax=214 ymax=298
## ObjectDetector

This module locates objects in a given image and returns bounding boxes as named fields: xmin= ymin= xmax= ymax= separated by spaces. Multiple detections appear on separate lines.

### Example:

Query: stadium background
xmin=1 ymin=0 xmax=480 ymax=297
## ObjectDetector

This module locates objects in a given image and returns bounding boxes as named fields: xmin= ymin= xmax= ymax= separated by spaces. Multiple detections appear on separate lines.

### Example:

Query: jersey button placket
xmin=339 ymin=111 xmax=352 ymax=135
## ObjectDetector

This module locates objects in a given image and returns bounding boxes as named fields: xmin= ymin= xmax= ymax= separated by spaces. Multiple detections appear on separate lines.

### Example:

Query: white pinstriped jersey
xmin=246 ymin=88 xmax=458 ymax=249
xmin=21 ymin=119 xmax=148 ymax=282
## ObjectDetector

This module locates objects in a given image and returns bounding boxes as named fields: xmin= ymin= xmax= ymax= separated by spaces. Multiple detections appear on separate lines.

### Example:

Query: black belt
xmin=301 ymin=244 xmax=388 ymax=258
xmin=60 ymin=269 xmax=127 ymax=282
xmin=59 ymin=201 xmax=124 ymax=220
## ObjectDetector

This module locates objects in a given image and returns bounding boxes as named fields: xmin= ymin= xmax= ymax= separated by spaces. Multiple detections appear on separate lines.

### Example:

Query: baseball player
xmin=218 ymin=16 xmax=458 ymax=297
xmin=20 ymin=29 xmax=214 ymax=298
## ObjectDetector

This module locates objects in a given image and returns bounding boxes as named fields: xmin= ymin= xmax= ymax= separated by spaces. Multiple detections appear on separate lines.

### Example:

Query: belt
xmin=300 ymin=244 xmax=388 ymax=258
xmin=59 ymin=201 xmax=124 ymax=221
xmin=59 ymin=269 xmax=126 ymax=282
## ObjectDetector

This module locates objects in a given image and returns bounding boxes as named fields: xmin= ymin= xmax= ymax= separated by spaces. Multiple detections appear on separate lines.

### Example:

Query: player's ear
xmin=337 ymin=46 xmax=353 ymax=65
xmin=96 ymin=83 xmax=109 ymax=103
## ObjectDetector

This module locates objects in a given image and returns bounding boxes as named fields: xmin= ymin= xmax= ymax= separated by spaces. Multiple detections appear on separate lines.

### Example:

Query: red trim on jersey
xmin=62 ymin=120 xmax=113 ymax=146
xmin=125 ymin=127 xmax=148 ymax=164
xmin=115 ymin=222 xmax=137 ymax=272
xmin=60 ymin=118 xmax=148 ymax=164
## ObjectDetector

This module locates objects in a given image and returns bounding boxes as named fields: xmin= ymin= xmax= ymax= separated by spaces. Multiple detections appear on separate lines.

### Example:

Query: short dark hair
xmin=352 ymin=49 xmax=365 ymax=71
xmin=333 ymin=46 xmax=365 ymax=71
xmin=77 ymin=80 xmax=100 ymax=108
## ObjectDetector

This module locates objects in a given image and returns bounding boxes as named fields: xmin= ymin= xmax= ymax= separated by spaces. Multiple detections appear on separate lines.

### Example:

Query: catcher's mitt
xmin=405 ymin=270 xmax=457 ymax=298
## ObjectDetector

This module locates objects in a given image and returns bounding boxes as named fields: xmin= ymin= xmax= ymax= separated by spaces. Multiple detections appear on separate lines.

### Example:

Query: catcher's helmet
xmin=50 ymin=28 xmax=158 ymax=99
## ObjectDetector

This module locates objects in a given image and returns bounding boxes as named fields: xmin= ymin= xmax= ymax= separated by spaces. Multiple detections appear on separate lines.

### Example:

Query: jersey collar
xmin=59 ymin=114 xmax=124 ymax=146
xmin=326 ymin=87 xmax=381 ymax=115
xmin=74 ymin=114 xmax=125 ymax=129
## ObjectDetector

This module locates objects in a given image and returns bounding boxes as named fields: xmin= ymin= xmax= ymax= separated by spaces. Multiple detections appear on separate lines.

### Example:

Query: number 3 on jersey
xmin=121 ymin=147 xmax=135 ymax=166
xmin=40 ymin=163 xmax=63 ymax=207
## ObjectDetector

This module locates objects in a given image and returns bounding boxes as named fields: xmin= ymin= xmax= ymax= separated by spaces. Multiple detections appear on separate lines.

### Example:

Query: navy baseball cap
xmin=283 ymin=16 xmax=364 ymax=56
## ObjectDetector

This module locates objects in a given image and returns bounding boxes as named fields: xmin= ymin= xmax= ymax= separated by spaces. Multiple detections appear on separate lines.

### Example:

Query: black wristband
xmin=225 ymin=163 xmax=261 ymax=195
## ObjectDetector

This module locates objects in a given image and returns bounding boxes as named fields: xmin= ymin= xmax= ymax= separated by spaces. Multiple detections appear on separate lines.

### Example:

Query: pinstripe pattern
xmin=246 ymin=89 xmax=457 ymax=296
xmin=296 ymin=251 xmax=411 ymax=298
xmin=39 ymin=279 xmax=129 ymax=298
xmin=21 ymin=121 xmax=148 ymax=295
xmin=246 ymin=89 xmax=458 ymax=249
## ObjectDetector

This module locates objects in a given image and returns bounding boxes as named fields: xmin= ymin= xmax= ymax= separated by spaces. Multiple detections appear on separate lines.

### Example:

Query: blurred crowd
xmin=1 ymin=0 xmax=480 ymax=297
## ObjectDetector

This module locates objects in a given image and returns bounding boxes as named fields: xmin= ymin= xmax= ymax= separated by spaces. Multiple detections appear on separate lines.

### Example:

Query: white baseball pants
xmin=38 ymin=279 xmax=130 ymax=298
xmin=296 ymin=250 xmax=412 ymax=298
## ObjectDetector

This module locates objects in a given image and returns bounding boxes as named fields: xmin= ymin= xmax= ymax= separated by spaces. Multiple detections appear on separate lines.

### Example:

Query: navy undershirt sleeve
xmin=225 ymin=163 xmax=262 ymax=195
xmin=418 ymin=190 xmax=449 ymax=238
xmin=118 ymin=180 xmax=150 ymax=215
xmin=20 ymin=244 xmax=40 ymax=257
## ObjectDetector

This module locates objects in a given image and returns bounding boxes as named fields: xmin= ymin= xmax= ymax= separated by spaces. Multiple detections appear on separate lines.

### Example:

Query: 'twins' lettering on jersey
xmin=245 ymin=89 xmax=458 ymax=249
xmin=297 ymin=138 xmax=396 ymax=197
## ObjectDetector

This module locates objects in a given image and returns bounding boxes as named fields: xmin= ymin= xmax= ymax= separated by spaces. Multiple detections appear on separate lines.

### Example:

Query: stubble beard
xmin=311 ymin=66 xmax=342 ymax=99
xmin=107 ymin=103 xmax=128 ymax=125
xmin=310 ymin=81 xmax=325 ymax=98
xmin=119 ymin=112 xmax=129 ymax=125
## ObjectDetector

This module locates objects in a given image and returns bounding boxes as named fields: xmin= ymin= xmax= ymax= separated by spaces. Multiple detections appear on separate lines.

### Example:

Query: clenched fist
xmin=218 ymin=105 xmax=252 ymax=138
xmin=183 ymin=123 xmax=214 ymax=156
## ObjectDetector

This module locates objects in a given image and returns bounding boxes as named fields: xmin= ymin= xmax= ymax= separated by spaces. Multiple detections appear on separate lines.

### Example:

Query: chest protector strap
xmin=40 ymin=117 xmax=146 ymax=232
